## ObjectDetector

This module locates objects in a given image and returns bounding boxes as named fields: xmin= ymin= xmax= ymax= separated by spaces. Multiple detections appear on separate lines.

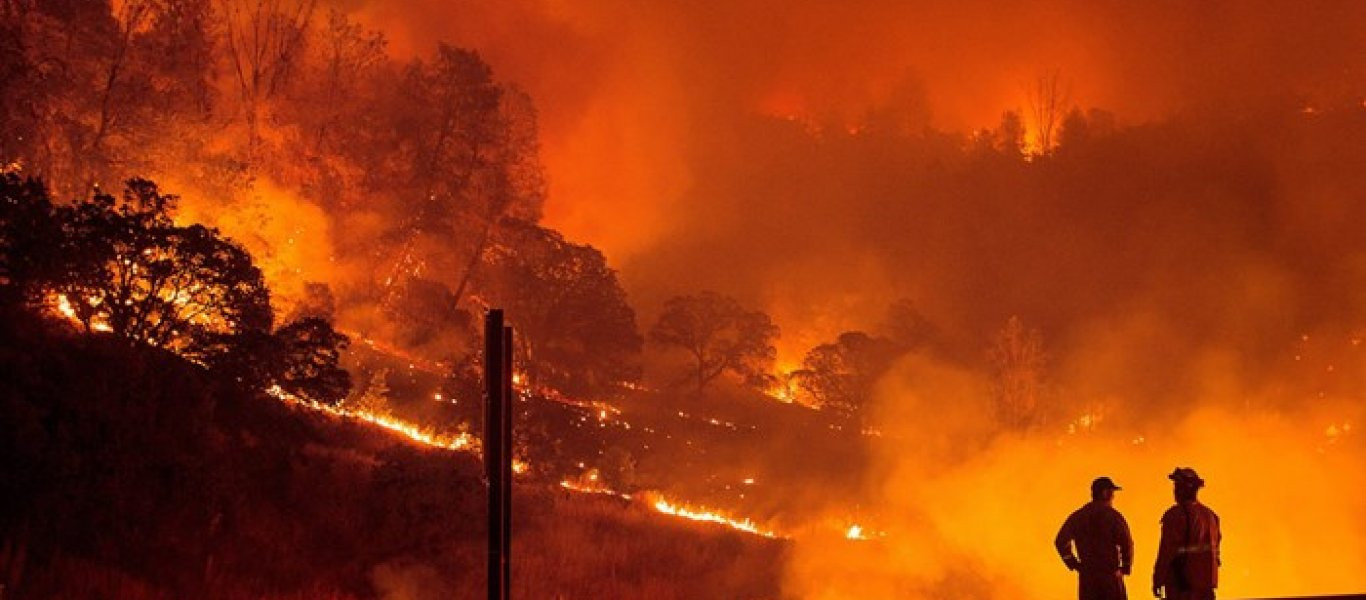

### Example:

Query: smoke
xmin=167 ymin=176 xmax=344 ymax=323
xmin=785 ymin=353 xmax=1366 ymax=598
xmin=347 ymin=0 xmax=1366 ymax=260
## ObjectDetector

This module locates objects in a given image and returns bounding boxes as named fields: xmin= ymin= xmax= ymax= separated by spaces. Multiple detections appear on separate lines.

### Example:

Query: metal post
xmin=483 ymin=310 xmax=512 ymax=600
xmin=501 ymin=325 xmax=514 ymax=596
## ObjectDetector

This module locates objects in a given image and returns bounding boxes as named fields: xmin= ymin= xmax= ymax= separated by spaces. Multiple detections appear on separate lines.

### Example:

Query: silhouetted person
xmin=1055 ymin=476 xmax=1135 ymax=600
xmin=1152 ymin=467 xmax=1221 ymax=600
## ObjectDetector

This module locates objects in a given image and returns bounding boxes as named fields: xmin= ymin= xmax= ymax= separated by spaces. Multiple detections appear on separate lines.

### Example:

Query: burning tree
xmin=795 ymin=331 xmax=901 ymax=426
xmin=650 ymin=292 xmax=778 ymax=396
xmin=266 ymin=316 xmax=350 ymax=404
xmin=988 ymin=315 xmax=1048 ymax=431
xmin=48 ymin=179 xmax=273 ymax=362
xmin=474 ymin=219 xmax=642 ymax=396
xmin=0 ymin=0 xmax=216 ymax=195
xmin=375 ymin=45 xmax=546 ymax=310
xmin=1 ymin=176 xmax=349 ymax=403
xmin=1026 ymin=69 xmax=1071 ymax=154
xmin=221 ymin=0 xmax=316 ymax=161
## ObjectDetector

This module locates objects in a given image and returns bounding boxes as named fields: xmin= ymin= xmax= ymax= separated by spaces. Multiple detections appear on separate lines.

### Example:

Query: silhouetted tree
xmin=475 ymin=220 xmax=642 ymax=396
xmin=4 ymin=176 xmax=351 ymax=399
xmin=269 ymin=316 xmax=350 ymax=404
xmin=49 ymin=179 xmax=272 ymax=363
xmin=650 ymin=292 xmax=778 ymax=396
xmin=997 ymin=110 xmax=1026 ymax=158
xmin=795 ymin=331 xmax=901 ymax=425
xmin=1026 ymin=70 xmax=1070 ymax=154
xmin=881 ymin=298 xmax=938 ymax=352
xmin=0 ymin=174 xmax=60 ymax=305
xmin=988 ymin=315 xmax=1048 ymax=430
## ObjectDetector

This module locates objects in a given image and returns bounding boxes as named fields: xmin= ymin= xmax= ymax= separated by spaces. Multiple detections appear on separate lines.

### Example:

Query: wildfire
xmin=50 ymin=289 xmax=790 ymax=543
xmin=558 ymin=470 xmax=790 ymax=539
xmin=268 ymin=385 xmax=478 ymax=453
xmin=559 ymin=469 xmax=627 ymax=497
xmin=48 ymin=293 xmax=113 ymax=332
xmin=642 ymin=491 xmax=782 ymax=539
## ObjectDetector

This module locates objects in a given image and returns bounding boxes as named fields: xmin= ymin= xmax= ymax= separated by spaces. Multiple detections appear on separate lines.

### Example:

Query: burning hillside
xmin=5 ymin=0 xmax=1366 ymax=598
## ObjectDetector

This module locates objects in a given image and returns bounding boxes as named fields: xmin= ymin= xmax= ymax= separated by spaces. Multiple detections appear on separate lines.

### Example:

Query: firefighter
xmin=1152 ymin=467 xmax=1221 ymax=600
xmin=1055 ymin=476 xmax=1135 ymax=600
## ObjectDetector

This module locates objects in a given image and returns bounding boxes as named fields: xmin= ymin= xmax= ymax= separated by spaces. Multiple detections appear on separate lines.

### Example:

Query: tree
xmin=4 ymin=176 xmax=351 ymax=400
xmin=474 ymin=220 xmax=642 ymax=396
xmin=48 ymin=179 xmax=272 ymax=364
xmin=0 ymin=174 xmax=60 ymax=305
xmin=795 ymin=331 xmax=901 ymax=425
xmin=376 ymin=46 xmax=546 ymax=311
xmin=345 ymin=368 xmax=391 ymax=415
xmin=988 ymin=315 xmax=1048 ymax=431
xmin=221 ymin=0 xmax=317 ymax=161
xmin=383 ymin=276 xmax=472 ymax=355
xmin=996 ymin=110 xmax=1026 ymax=158
xmin=881 ymin=298 xmax=938 ymax=352
xmin=649 ymin=292 xmax=778 ymax=396
xmin=1057 ymin=108 xmax=1116 ymax=152
xmin=297 ymin=9 xmax=386 ymax=156
xmin=0 ymin=0 xmax=217 ymax=193
xmin=269 ymin=316 xmax=350 ymax=404
xmin=1026 ymin=70 xmax=1070 ymax=155
xmin=284 ymin=281 xmax=335 ymax=323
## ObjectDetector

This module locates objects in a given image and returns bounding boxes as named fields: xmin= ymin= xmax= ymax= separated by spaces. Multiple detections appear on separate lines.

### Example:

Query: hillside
xmin=0 ymin=312 xmax=785 ymax=599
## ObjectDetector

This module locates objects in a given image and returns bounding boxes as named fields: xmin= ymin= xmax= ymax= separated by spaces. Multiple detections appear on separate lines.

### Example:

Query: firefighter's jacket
xmin=1153 ymin=500 xmax=1221 ymax=591
xmin=1055 ymin=501 xmax=1135 ymax=574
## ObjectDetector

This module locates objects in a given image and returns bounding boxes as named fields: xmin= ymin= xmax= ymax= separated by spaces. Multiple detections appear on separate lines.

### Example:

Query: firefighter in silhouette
xmin=1152 ymin=467 xmax=1221 ymax=600
xmin=1055 ymin=476 xmax=1135 ymax=600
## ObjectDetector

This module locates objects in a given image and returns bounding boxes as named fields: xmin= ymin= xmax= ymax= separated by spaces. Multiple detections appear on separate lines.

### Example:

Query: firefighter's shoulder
xmin=1159 ymin=504 xmax=1184 ymax=523
xmin=1198 ymin=503 xmax=1220 ymax=521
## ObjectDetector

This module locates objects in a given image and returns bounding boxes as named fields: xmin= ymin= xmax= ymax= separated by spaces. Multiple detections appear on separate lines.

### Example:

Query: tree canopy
xmin=475 ymin=219 xmax=642 ymax=396
xmin=795 ymin=331 xmax=901 ymax=425
xmin=650 ymin=292 xmax=778 ymax=396
xmin=0 ymin=175 xmax=350 ymax=404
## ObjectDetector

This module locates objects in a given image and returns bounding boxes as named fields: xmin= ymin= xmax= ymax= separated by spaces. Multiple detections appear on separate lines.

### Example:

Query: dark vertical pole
xmin=500 ymin=325 xmax=514 ymax=596
xmin=483 ymin=310 xmax=511 ymax=600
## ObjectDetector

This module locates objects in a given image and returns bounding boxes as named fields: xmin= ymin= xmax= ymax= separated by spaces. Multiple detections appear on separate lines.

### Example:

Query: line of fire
xmin=3 ymin=1 xmax=1366 ymax=598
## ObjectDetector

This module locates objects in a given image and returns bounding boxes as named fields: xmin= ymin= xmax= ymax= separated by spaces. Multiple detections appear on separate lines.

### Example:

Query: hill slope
xmin=0 ymin=313 xmax=784 ymax=599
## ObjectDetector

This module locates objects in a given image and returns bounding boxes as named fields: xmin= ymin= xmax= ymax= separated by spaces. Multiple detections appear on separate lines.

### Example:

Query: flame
xmin=267 ymin=385 xmax=478 ymax=453
xmin=642 ymin=491 xmax=782 ymax=539
xmin=558 ymin=470 xmax=788 ymax=539
xmin=47 ymin=293 xmax=113 ymax=332
xmin=51 ymin=289 xmax=789 ymax=543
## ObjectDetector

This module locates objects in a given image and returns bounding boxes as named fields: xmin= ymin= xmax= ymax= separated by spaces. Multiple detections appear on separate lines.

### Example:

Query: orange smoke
xmin=784 ymin=354 xmax=1366 ymax=599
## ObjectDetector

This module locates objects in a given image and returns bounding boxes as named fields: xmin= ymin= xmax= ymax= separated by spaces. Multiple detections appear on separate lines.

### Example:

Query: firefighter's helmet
xmin=1168 ymin=467 xmax=1205 ymax=488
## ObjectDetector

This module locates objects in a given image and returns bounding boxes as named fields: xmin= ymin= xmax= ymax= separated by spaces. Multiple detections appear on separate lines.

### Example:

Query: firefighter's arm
xmin=1055 ymin=514 xmax=1080 ymax=571
xmin=1117 ymin=513 xmax=1135 ymax=576
xmin=1152 ymin=511 xmax=1181 ymax=590
xmin=1213 ymin=511 xmax=1222 ymax=567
